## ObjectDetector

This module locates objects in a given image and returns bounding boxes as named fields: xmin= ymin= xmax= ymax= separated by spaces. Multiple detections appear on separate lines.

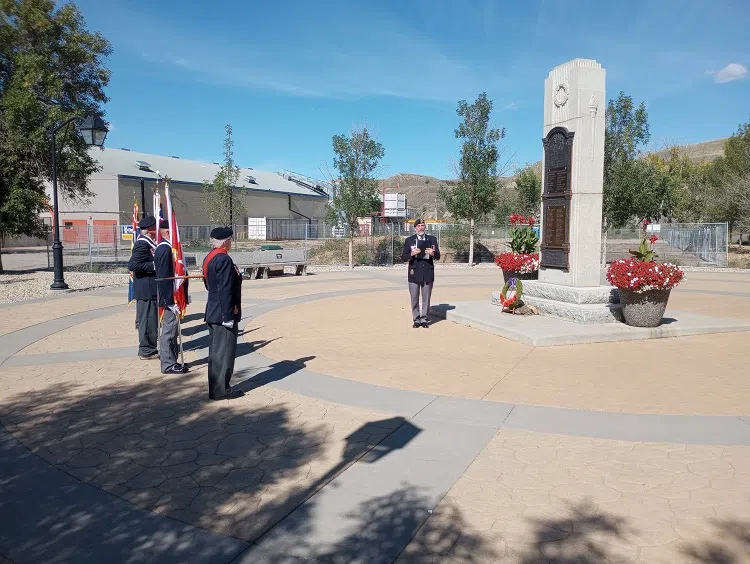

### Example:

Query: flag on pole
xmin=127 ymin=197 xmax=140 ymax=305
xmin=165 ymin=180 xmax=189 ymax=317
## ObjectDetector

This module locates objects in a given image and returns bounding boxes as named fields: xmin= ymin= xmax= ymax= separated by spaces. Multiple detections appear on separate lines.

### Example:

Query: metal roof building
xmin=43 ymin=148 xmax=330 ymax=234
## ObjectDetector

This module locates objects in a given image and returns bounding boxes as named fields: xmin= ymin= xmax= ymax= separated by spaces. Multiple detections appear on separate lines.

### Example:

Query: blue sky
xmin=76 ymin=0 xmax=749 ymax=180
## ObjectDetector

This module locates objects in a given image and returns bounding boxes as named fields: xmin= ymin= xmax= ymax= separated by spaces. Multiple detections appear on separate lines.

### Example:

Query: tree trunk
xmin=468 ymin=218 xmax=475 ymax=266
xmin=0 ymin=238 xmax=4 ymax=274
xmin=348 ymin=236 xmax=353 ymax=270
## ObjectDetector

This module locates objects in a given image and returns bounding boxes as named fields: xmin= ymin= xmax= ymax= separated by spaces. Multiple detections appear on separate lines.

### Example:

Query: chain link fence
xmin=0 ymin=220 xmax=730 ymax=271
xmin=605 ymin=223 xmax=728 ymax=267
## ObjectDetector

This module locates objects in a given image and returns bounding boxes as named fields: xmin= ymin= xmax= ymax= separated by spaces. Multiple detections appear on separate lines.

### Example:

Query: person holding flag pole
xmin=154 ymin=213 xmax=187 ymax=374
xmin=164 ymin=176 xmax=189 ymax=367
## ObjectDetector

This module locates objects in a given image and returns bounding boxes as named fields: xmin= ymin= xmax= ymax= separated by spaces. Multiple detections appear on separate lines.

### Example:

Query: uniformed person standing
xmin=203 ymin=227 xmax=243 ymax=400
xmin=128 ymin=216 xmax=159 ymax=359
xmin=154 ymin=220 xmax=188 ymax=374
xmin=402 ymin=219 xmax=441 ymax=328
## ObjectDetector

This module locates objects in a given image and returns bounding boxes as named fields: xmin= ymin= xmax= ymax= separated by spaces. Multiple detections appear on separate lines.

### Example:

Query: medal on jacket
xmin=410 ymin=268 xmax=414 ymax=275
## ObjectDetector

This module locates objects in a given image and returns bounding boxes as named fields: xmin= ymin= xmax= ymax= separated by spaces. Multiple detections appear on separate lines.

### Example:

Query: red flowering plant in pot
xmin=606 ymin=219 xmax=685 ymax=327
xmin=494 ymin=213 xmax=540 ymax=282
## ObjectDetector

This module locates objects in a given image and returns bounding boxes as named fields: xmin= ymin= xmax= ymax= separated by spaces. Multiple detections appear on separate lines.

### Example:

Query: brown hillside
xmin=648 ymin=138 xmax=726 ymax=164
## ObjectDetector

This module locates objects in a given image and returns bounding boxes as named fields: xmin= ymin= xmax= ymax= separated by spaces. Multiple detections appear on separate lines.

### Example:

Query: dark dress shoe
xmin=421 ymin=321 xmax=430 ymax=328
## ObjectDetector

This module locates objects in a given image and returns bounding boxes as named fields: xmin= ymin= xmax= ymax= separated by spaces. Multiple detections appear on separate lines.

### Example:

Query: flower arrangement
xmin=606 ymin=220 xmax=685 ymax=293
xmin=494 ymin=214 xmax=540 ymax=274
xmin=494 ymin=252 xmax=540 ymax=273
xmin=500 ymin=277 xmax=524 ymax=310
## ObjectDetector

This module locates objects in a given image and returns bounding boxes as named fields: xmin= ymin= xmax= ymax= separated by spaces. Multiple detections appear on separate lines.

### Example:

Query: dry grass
xmin=728 ymin=244 xmax=750 ymax=269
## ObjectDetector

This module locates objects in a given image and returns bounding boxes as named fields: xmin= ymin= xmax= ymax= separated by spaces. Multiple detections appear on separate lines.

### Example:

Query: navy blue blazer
xmin=127 ymin=234 xmax=157 ymax=300
xmin=204 ymin=253 xmax=242 ymax=325
xmin=402 ymin=234 xmax=440 ymax=284
xmin=154 ymin=241 xmax=175 ymax=307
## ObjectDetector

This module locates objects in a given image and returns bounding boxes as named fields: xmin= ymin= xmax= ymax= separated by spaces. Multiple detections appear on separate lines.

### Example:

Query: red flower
xmin=649 ymin=235 xmax=658 ymax=244
xmin=509 ymin=213 xmax=519 ymax=225
xmin=606 ymin=258 xmax=684 ymax=292
xmin=642 ymin=219 xmax=651 ymax=227
xmin=494 ymin=252 xmax=539 ymax=273
xmin=528 ymin=217 xmax=536 ymax=227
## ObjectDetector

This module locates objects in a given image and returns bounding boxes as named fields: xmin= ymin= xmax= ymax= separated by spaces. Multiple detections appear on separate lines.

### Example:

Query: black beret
xmin=159 ymin=220 xmax=169 ymax=229
xmin=414 ymin=218 xmax=425 ymax=226
xmin=210 ymin=226 xmax=233 ymax=239
xmin=138 ymin=216 xmax=156 ymax=229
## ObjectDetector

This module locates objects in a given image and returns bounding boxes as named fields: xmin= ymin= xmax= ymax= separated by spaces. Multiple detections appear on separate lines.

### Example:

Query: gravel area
xmin=0 ymin=271 xmax=129 ymax=303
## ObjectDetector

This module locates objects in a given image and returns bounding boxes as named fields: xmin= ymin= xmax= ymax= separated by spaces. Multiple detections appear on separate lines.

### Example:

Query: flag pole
xmin=153 ymin=177 xmax=161 ymax=353
xmin=177 ymin=312 xmax=185 ymax=366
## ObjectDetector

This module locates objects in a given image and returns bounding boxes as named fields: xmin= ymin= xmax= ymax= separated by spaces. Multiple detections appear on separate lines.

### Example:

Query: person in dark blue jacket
xmin=128 ymin=216 xmax=158 ymax=359
xmin=202 ymin=227 xmax=243 ymax=400
xmin=154 ymin=220 xmax=188 ymax=375
xmin=401 ymin=219 xmax=441 ymax=327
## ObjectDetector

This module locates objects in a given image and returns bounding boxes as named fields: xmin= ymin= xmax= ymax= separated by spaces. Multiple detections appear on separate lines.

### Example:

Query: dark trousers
xmin=207 ymin=322 xmax=238 ymax=399
xmin=136 ymin=299 xmax=158 ymax=357
xmin=409 ymin=281 xmax=433 ymax=322
xmin=160 ymin=308 xmax=179 ymax=371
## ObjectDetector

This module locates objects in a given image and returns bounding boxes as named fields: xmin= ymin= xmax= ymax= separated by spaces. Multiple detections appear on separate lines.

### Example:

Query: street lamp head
xmin=77 ymin=115 xmax=109 ymax=147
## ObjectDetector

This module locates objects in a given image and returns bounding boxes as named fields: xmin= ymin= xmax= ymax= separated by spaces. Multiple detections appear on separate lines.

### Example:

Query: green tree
xmin=708 ymin=121 xmax=750 ymax=242
xmin=514 ymin=163 xmax=541 ymax=218
xmin=440 ymin=92 xmax=504 ymax=265
xmin=202 ymin=124 xmax=246 ymax=227
xmin=326 ymin=126 xmax=384 ymax=269
xmin=603 ymin=91 xmax=651 ymax=228
xmin=0 ymin=0 xmax=111 ymax=272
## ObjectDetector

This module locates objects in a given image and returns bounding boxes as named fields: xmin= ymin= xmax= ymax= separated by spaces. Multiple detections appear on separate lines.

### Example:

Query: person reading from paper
xmin=401 ymin=219 xmax=441 ymax=328
xmin=155 ymin=219 xmax=188 ymax=374
xmin=203 ymin=227 xmax=243 ymax=400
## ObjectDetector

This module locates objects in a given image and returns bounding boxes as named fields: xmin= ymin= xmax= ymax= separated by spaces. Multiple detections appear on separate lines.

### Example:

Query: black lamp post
xmin=49 ymin=114 xmax=109 ymax=290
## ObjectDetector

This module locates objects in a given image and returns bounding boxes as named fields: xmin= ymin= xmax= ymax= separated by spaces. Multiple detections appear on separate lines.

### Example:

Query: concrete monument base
xmin=492 ymin=281 xmax=623 ymax=324
xmin=430 ymin=302 xmax=750 ymax=347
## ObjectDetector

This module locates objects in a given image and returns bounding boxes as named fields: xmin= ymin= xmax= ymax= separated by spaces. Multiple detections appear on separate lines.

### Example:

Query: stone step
xmin=522 ymin=281 xmax=620 ymax=305
xmin=522 ymin=295 xmax=623 ymax=324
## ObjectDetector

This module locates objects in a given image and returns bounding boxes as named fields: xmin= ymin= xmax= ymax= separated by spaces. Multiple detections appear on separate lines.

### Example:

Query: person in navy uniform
xmin=128 ymin=215 xmax=159 ymax=359
xmin=203 ymin=226 xmax=243 ymax=400
xmin=154 ymin=219 xmax=188 ymax=375
xmin=401 ymin=219 xmax=440 ymax=328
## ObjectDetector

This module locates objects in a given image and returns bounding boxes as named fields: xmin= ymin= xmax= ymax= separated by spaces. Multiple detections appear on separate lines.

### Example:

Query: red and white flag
xmin=165 ymin=180 xmax=189 ymax=317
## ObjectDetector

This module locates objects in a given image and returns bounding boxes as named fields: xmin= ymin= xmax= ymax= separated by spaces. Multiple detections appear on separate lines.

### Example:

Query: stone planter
xmin=502 ymin=270 xmax=538 ymax=283
xmin=619 ymin=288 xmax=671 ymax=327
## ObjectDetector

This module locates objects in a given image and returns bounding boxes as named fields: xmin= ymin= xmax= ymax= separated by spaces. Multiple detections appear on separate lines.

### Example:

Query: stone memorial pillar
xmin=523 ymin=59 xmax=622 ymax=323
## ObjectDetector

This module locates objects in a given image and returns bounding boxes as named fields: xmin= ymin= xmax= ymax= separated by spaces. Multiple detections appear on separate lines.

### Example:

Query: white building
xmin=41 ymin=147 xmax=330 ymax=239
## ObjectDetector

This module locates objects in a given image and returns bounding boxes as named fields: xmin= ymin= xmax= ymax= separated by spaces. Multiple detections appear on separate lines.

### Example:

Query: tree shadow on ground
xmin=0 ymin=373 xmax=334 ymax=560
xmin=681 ymin=519 xmax=750 ymax=563
xmin=516 ymin=500 xmax=634 ymax=563
xmin=253 ymin=485 xmax=499 ymax=564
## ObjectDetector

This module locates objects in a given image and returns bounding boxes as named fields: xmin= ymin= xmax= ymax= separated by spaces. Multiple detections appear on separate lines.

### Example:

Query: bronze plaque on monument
xmin=541 ymin=127 xmax=574 ymax=269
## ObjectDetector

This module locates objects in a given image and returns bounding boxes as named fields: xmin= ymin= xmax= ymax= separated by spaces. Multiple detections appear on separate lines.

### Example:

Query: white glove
xmin=222 ymin=320 xmax=234 ymax=328
xmin=169 ymin=304 xmax=180 ymax=314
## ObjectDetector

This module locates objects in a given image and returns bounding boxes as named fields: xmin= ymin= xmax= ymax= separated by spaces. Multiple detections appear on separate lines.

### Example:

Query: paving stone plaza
xmin=0 ymin=266 xmax=749 ymax=563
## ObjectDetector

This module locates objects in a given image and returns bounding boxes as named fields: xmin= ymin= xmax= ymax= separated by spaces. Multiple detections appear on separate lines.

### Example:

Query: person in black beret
xmin=402 ymin=219 xmax=440 ymax=327
xmin=128 ymin=215 xmax=159 ymax=359
xmin=154 ymin=219 xmax=188 ymax=374
xmin=202 ymin=227 xmax=243 ymax=400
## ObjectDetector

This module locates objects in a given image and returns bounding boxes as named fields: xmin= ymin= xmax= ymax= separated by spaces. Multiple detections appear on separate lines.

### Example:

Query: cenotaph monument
xmin=522 ymin=58 xmax=622 ymax=323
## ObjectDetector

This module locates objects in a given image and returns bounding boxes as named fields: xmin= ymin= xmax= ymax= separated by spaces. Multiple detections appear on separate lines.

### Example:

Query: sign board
xmin=121 ymin=225 xmax=134 ymax=241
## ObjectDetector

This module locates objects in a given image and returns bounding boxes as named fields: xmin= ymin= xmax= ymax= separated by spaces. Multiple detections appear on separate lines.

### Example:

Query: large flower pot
xmin=619 ymin=288 xmax=671 ymax=327
xmin=502 ymin=270 xmax=538 ymax=283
